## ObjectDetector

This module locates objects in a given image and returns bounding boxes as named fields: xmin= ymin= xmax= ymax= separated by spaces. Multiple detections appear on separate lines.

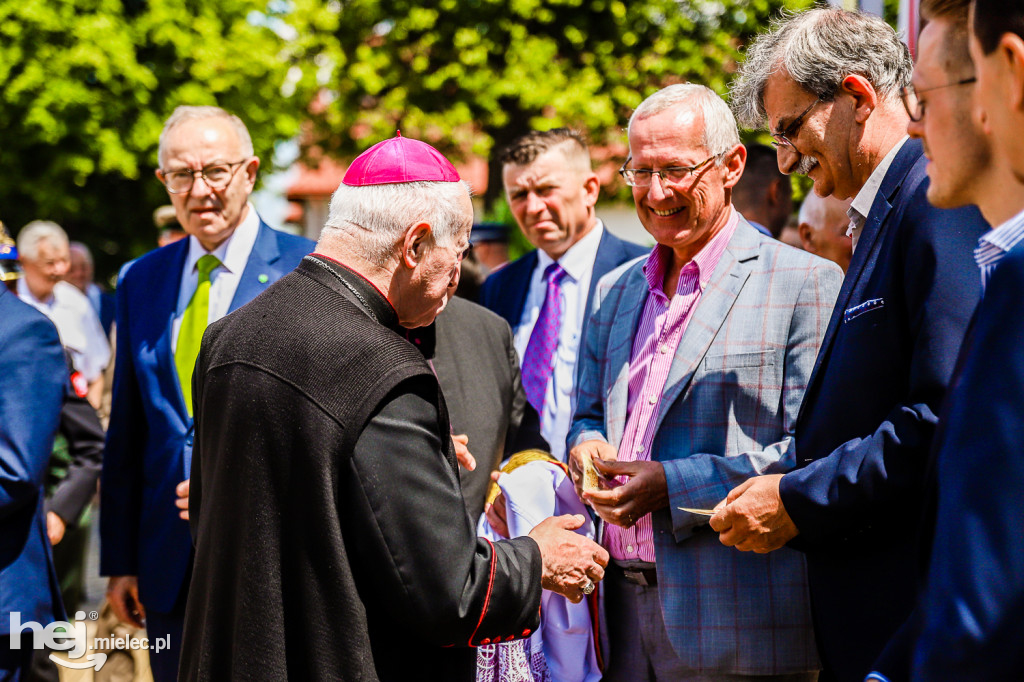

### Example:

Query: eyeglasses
xmin=159 ymin=160 xmax=249 ymax=194
xmin=618 ymin=153 xmax=722 ymax=187
xmin=900 ymin=78 xmax=977 ymax=122
xmin=770 ymin=97 xmax=826 ymax=150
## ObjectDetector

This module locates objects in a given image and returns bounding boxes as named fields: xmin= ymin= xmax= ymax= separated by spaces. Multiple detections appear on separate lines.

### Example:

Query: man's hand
xmin=175 ymin=479 xmax=190 ymax=520
xmin=528 ymin=514 xmax=609 ymax=603
xmin=452 ymin=434 xmax=476 ymax=471
xmin=582 ymin=459 xmax=668 ymax=528
xmin=484 ymin=471 xmax=509 ymax=538
xmin=106 ymin=576 xmax=145 ymax=629
xmin=567 ymin=440 xmax=618 ymax=499
xmin=46 ymin=511 xmax=67 ymax=546
xmin=709 ymin=474 xmax=798 ymax=553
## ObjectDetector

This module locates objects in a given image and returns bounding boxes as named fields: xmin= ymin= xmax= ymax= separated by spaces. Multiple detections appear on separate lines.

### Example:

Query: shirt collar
xmin=535 ymin=220 xmax=605 ymax=282
xmin=976 ymin=206 xmax=1024 ymax=266
xmin=17 ymin=276 xmax=54 ymax=308
xmin=184 ymin=202 xmax=260 ymax=275
xmin=849 ymin=136 xmax=909 ymax=223
xmin=642 ymin=206 xmax=739 ymax=295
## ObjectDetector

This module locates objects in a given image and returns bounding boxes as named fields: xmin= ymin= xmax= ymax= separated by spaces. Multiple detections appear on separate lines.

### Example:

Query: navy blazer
xmin=874 ymin=243 xmax=1024 ymax=680
xmin=776 ymin=139 xmax=989 ymax=680
xmin=0 ymin=289 xmax=66 ymax=632
xmin=100 ymin=221 xmax=313 ymax=612
xmin=478 ymin=226 xmax=649 ymax=333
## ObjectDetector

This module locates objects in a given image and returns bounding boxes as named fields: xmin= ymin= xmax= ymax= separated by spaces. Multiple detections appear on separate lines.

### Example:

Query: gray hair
xmin=628 ymin=84 xmax=741 ymax=164
xmin=18 ymin=220 xmax=69 ymax=261
xmin=731 ymin=8 xmax=913 ymax=129
xmin=158 ymin=105 xmax=254 ymax=167
xmin=321 ymin=180 xmax=473 ymax=268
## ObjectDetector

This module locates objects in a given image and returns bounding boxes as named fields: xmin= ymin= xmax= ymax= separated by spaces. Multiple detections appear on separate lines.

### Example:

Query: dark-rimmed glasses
xmin=771 ymin=97 xmax=825 ymax=149
xmin=159 ymin=160 xmax=249 ymax=194
xmin=900 ymin=78 xmax=977 ymax=122
xmin=618 ymin=153 xmax=723 ymax=187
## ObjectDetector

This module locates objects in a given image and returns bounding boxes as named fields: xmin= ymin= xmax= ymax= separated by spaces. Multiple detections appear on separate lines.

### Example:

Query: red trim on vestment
xmin=468 ymin=537 xmax=498 ymax=646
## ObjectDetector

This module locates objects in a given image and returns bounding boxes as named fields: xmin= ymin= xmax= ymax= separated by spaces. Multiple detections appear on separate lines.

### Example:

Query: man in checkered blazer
xmin=567 ymin=84 xmax=842 ymax=680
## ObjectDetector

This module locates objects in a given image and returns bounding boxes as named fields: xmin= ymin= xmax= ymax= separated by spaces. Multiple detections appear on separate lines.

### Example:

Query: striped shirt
xmin=975 ymin=208 xmax=1024 ymax=289
xmin=604 ymin=209 xmax=738 ymax=562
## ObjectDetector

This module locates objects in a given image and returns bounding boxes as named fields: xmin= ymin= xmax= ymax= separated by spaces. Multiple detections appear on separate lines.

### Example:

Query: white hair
xmin=18 ymin=221 xmax=69 ymax=261
xmin=799 ymin=192 xmax=852 ymax=232
xmin=731 ymin=8 xmax=913 ymax=129
xmin=628 ymin=84 xmax=741 ymax=164
xmin=320 ymin=180 xmax=473 ymax=267
xmin=70 ymin=241 xmax=94 ymax=268
xmin=158 ymin=105 xmax=254 ymax=167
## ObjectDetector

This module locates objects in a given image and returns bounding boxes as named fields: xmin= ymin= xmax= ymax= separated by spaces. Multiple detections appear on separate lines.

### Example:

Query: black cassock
xmin=181 ymin=255 xmax=542 ymax=681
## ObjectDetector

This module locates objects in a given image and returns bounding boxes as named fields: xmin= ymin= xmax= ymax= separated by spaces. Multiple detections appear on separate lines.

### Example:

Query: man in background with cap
xmin=181 ymin=133 xmax=608 ymax=680
xmin=100 ymin=105 xmax=313 ymax=682
xmin=480 ymin=128 xmax=647 ymax=462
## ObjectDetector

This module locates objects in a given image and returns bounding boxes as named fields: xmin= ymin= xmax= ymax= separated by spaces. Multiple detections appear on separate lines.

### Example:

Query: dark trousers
xmin=145 ymin=592 xmax=186 ymax=682
xmin=0 ymin=636 xmax=34 ymax=682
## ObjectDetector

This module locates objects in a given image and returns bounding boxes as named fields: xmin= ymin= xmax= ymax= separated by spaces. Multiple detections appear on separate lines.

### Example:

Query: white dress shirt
xmin=18 ymin=278 xmax=110 ymax=381
xmin=513 ymin=221 xmax=604 ymax=461
xmin=847 ymin=136 xmax=909 ymax=253
xmin=171 ymin=204 xmax=260 ymax=353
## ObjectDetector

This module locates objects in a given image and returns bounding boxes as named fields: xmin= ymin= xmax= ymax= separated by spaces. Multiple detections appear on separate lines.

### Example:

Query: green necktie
xmin=175 ymin=254 xmax=220 ymax=416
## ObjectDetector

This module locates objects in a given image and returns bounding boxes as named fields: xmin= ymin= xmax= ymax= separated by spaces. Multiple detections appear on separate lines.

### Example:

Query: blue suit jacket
xmin=478 ymin=227 xmax=649 ymax=334
xmin=0 ymin=289 xmax=66 ymax=632
xmin=776 ymin=139 xmax=989 ymax=680
xmin=569 ymin=220 xmax=842 ymax=673
xmin=873 ymin=242 xmax=1024 ymax=681
xmin=100 ymin=221 xmax=313 ymax=612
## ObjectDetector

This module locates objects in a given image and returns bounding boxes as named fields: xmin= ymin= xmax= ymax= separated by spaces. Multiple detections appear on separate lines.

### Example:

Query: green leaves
xmin=293 ymin=0 xmax=816 ymax=206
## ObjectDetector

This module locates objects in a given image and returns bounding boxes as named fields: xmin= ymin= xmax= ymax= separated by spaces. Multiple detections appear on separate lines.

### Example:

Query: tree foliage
xmin=289 ymin=0 xmax=817 ymax=207
xmin=0 ymin=0 xmax=307 ymax=280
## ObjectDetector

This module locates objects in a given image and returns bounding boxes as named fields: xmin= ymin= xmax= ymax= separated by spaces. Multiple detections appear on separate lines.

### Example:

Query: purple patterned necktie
xmin=521 ymin=262 xmax=567 ymax=417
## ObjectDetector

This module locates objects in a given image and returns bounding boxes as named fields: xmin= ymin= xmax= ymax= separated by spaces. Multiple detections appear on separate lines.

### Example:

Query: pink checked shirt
xmin=604 ymin=209 xmax=738 ymax=562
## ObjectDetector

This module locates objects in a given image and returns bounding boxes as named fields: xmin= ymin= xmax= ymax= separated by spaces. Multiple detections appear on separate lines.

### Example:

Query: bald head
xmin=798 ymin=193 xmax=853 ymax=273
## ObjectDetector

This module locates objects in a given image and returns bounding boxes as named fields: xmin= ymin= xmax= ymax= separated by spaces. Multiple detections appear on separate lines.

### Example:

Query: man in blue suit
xmin=0 ymin=286 xmax=66 ymax=681
xmin=479 ymin=129 xmax=647 ymax=460
xmin=867 ymin=1 xmax=1024 ymax=678
xmin=100 ymin=105 xmax=314 ymax=682
xmin=714 ymin=8 xmax=989 ymax=681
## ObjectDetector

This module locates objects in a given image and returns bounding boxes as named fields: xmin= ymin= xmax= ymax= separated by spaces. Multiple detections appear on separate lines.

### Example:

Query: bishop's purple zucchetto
xmin=342 ymin=131 xmax=461 ymax=186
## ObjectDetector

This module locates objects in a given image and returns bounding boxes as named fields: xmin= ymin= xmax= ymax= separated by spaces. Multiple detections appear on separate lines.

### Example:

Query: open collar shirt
xmin=604 ymin=209 xmax=738 ymax=563
xmin=513 ymin=221 xmax=604 ymax=461
xmin=17 ymin=278 xmax=110 ymax=381
xmin=847 ymin=136 xmax=909 ymax=253
xmin=171 ymin=204 xmax=260 ymax=352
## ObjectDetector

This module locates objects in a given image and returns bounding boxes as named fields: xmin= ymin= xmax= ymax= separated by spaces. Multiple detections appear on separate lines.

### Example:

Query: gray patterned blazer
xmin=569 ymin=218 xmax=842 ymax=674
